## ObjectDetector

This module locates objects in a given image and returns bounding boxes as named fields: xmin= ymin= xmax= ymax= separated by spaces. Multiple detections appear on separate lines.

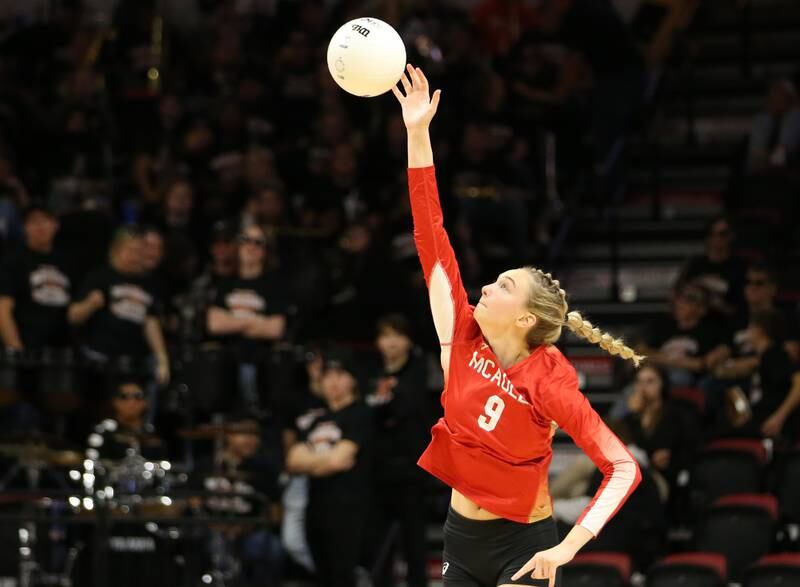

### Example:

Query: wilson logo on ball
xmin=351 ymin=24 xmax=370 ymax=37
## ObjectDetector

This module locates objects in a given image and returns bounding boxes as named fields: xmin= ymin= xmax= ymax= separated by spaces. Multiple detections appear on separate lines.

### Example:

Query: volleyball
xmin=326 ymin=17 xmax=407 ymax=98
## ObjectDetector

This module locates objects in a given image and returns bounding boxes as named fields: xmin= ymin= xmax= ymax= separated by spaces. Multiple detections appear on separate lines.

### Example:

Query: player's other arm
xmin=542 ymin=367 xmax=641 ymax=539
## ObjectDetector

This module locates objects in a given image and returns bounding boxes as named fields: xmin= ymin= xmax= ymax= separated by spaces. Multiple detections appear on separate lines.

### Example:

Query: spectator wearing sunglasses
xmin=207 ymin=224 xmax=289 ymax=415
xmin=714 ymin=263 xmax=800 ymax=373
xmin=87 ymin=380 xmax=165 ymax=461
xmin=677 ymin=216 xmax=746 ymax=316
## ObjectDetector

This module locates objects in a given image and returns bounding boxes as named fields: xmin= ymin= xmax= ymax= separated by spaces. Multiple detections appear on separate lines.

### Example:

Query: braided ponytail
xmin=565 ymin=311 xmax=645 ymax=367
xmin=522 ymin=267 xmax=644 ymax=367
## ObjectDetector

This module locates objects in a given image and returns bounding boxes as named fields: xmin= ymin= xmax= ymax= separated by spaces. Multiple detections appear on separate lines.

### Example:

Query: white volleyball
xmin=327 ymin=17 xmax=407 ymax=97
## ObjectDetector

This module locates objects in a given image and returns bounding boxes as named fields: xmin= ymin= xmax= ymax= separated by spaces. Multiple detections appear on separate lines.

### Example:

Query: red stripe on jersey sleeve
xmin=536 ymin=365 xmax=641 ymax=537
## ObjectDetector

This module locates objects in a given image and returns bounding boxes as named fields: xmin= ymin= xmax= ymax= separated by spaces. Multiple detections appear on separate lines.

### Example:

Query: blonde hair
xmin=523 ymin=267 xmax=644 ymax=367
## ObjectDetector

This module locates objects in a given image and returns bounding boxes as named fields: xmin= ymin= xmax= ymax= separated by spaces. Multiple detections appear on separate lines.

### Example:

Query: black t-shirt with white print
xmin=645 ymin=315 xmax=726 ymax=360
xmin=78 ymin=265 xmax=160 ymax=357
xmin=213 ymin=271 xmax=288 ymax=360
xmin=728 ymin=308 xmax=800 ymax=358
xmin=0 ymin=247 xmax=72 ymax=349
xmin=298 ymin=400 xmax=372 ymax=506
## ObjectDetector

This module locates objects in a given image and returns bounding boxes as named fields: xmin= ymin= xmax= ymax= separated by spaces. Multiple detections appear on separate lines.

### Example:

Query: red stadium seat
xmin=696 ymin=494 xmax=778 ymax=580
xmin=744 ymin=553 xmax=800 ymax=587
xmin=671 ymin=386 xmax=706 ymax=414
xmin=562 ymin=552 xmax=631 ymax=587
xmin=690 ymin=439 xmax=767 ymax=509
xmin=647 ymin=552 xmax=727 ymax=587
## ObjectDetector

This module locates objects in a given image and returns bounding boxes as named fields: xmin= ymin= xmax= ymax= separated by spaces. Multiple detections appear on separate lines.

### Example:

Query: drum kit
xmin=0 ymin=421 xmax=270 ymax=587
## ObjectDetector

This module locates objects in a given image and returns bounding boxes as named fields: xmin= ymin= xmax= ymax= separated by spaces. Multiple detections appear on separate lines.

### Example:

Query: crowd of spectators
xmin=1 ymin=0 xmax=798 ymax=586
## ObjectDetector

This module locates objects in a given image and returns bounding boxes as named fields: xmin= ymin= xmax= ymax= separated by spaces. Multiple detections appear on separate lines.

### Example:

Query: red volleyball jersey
xmin=409 ymin=166 xmax=641 ymax=536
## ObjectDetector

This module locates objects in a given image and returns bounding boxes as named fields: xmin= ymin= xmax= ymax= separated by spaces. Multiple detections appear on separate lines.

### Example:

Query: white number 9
xmin=478 ymin=395 xmax=505 ymax=431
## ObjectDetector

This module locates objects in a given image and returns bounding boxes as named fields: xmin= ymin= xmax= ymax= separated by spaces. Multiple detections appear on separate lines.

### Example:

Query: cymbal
xmin=178 ymin=422 xmax=259 ymax=440
xmin=0 ymin=444 xmax=83 ymax=466
xmin=0 ymin=431 xmax=75 ymax=448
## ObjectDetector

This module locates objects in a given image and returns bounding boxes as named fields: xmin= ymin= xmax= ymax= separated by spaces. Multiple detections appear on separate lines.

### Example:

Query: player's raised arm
xmin=393 ymin=65 xmax=469 ymax=359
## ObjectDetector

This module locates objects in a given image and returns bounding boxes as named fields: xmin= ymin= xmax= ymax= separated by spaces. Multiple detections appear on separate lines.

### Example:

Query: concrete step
xmin=691 ymin=29 xmax=800 ymax=63
xmin=650 ymin=113 xmax=752 ymax=145
xmin=698 ymin=0 xmax=800 ymax=32
xmin=660 ymin=94 xmax=762 ymax=117
xmin=562 ymin=260 xmax=682 ymax=303
xmin=570 ymin=239 xmax=704 ymax=262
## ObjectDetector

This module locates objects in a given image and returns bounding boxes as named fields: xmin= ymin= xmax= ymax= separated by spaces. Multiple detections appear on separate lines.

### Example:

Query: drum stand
xmin=9 ymin=457 xmax=81 ymax=587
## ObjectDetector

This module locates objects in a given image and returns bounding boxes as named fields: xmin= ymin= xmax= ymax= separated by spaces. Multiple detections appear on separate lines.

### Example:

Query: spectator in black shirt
xmin=206 ymin=224 xmax=287 ymax=415
xmin=637 ymin=283 xmax=728 ymax=387
xmin=192 ymin=417 xmax=285 ymax=587
xmin=363 ymin=314 xmax=431 ymax=587
xmin=68 ymin=227 xmax=169 ymax=385
xmin=280 ymin=350 xmax=326 ymax=576
xmin=726 ymin=309 xmax=797 ymax=439
xmin=286 ymin=349 xmax=373 ymax=587
xmin=86 ymin=380 xmax=165 ymax=461
xmin=619 ymin=366 xmax=697 ymax=487
xmin=180 ymin=221 xmax=238 ymax=343
xmin=711 ymin=263 xmax=799 ymax=378
xmin=0 ymin=204 xmax=72 ymax=351
xmin=677 ymin=216 xmax=747 ymax=316
xmin=700 ymin=264 xmax=800 ymax=424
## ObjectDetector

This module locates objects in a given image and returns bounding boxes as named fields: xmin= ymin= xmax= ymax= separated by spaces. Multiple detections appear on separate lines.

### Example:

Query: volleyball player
xmin=392 ymin=65 xmax=642 ymax=587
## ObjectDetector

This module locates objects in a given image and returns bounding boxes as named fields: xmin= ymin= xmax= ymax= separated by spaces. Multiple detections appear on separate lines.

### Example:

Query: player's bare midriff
xmin=451 ymin=489 xmax=553 ymax=523
xmin=451 ymin=489 xmax=502 ymax=520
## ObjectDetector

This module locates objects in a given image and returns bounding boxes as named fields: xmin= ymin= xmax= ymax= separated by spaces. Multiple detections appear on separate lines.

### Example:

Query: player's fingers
xmin=431 ymin=89 xmax=441 ymax=112
xmin=406 ymin=63 xmax=419 ymax=87
xmin=400 ymin=69 xmax=412 ymax=94
xmin=531 ymin=558 xmax=542 ymax=579
xmin=510 ymin=558 xmax=535 ymax=581
xmin=391 ymin=85 xmax=404 ymax=102
xmin=541 ymin=562 xmax=553 ymax=581
xmin=549 ymin=569 xmax=557 ymax=587
xmin=416 ymin=67 xmax=429 ymax=93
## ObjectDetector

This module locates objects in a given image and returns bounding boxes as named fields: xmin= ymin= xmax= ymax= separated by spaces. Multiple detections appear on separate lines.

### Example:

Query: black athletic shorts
xmin=442 ymin=507 xmax=562 ymax=586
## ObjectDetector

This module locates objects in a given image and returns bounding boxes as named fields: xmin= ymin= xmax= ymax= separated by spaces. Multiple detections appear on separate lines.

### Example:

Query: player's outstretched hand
xmin=392 ymin=64 xmax=441 ymax=131
xmin=511 ymin=542 xmax=575 ymax=587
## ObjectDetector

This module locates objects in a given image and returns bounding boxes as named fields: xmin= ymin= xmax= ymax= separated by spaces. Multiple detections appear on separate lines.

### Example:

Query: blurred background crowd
xmin=0 ymin=0 xmax=799 ymax=586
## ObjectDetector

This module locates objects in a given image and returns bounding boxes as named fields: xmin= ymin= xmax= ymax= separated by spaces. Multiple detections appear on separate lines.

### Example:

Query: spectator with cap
xmin=636 ymin=282 xmax=728 ymax=387
xmin=192 ymin=415 xmax=285 ymax=587
xmin=363 ymin=313 xmax=431 ymax=587
xmin=206 ymin=224 xmax=289 ymax=415
xmin=279 ymin=349 xmax=327 ymax=577
xmin=285 ymin=348 xmax=373 ymax=587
